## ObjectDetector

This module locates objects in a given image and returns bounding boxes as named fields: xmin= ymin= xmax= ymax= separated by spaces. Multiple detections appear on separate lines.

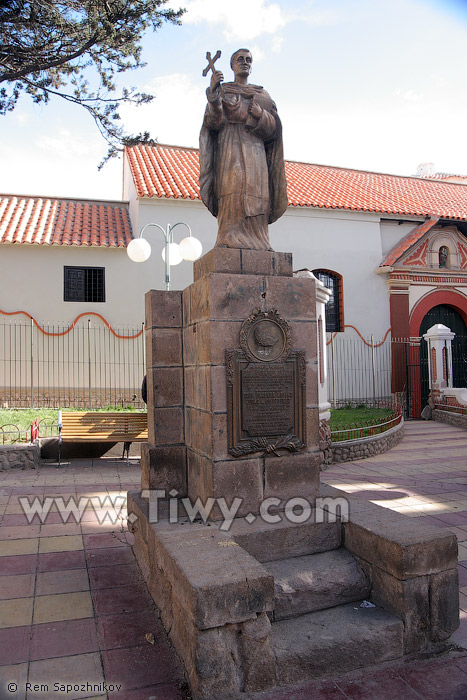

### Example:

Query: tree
xmin=0 ymin=1 xmax=184 ymax=165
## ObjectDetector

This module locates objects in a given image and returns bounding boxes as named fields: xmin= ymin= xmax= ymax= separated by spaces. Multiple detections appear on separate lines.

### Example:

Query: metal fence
xmin=0 ymin=318 xmax=146 ymax=409
xmin=326 ymin=332 xmax=467 ymax=419
xmin=327 ymin=333 xmax=393 ymax=408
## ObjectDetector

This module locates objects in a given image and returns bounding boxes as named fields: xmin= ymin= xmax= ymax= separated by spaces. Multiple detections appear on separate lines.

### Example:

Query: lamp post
xmin=127 ymin=222 xmax=202 ymax=290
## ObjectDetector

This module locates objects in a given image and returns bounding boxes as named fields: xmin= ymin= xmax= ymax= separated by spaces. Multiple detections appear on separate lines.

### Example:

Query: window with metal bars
xmin=312 ymin=269 xmax=343 ymax=332
xmin=64 ymin=266 xmax=105 ymax=303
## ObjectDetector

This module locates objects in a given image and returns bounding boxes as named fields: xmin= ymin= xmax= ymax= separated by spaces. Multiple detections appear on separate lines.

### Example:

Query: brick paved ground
xmin=1 ymin=420 xmax=467 ymax=700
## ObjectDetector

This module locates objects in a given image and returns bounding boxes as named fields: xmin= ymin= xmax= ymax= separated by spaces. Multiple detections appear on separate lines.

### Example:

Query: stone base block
xmin=193 ymin=248 xmax=293 ymax=280
xmin=0 ymin=444 xmax=39 ymax=470
xmin=141 ymin=443 xmax=187 ymax=496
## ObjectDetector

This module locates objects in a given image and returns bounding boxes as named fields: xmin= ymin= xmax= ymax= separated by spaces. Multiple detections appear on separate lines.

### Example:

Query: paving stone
xmin=0 ymin=662 xmax=28 ymax=700
xmin=35 ymin=568 xmax=89 ymax=595
xmin=0 ymin=597 xmax=33 ymax=628
xmin=0 ymin=625 xmax=30 ymax=664
xmin=30 ymin=618 xmax=99 ymax=660
xmin=101 ymin=643 xmax=181 ymax=692
xmin=33 ymin=591 xmax=93 ymax=624
xmin=28 ymin=652 xmax=104 ymax=699
xmin=0 ymin=573 xmax=34 ymax=599
xmin=96 ymin=609 xmax=166 ymax=650
xmin=38 ymin=535 xmax=84 ymax=553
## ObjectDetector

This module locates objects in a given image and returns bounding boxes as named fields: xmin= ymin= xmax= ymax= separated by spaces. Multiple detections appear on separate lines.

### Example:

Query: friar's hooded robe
xmin=199 ymin=81 xmax=288 ymax=250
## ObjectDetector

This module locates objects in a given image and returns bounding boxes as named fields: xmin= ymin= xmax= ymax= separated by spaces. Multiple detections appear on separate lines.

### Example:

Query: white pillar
xmin=294 ymin=269 xmax=331 ymax=420
xmin=423 ymin=323 xmax=455 ymax=390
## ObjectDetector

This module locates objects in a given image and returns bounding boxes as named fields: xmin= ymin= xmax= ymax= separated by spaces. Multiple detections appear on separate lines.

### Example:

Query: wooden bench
xmin=60 ymin=412 xmax=148 ymax=461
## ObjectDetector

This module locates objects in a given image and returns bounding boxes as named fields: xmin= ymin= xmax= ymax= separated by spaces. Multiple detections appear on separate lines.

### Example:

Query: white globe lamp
xmin=127 ymin=238 xmax=151 ymax=263
xmin=161 ymin=242 xmax=183 ymax=266
xmin=179 ymin=236 xmax=203 ymax=261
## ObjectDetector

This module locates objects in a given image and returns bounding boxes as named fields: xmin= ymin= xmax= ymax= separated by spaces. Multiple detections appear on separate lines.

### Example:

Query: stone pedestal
xmin=141 ymin=248 xmax=321 ymax=515
xmin=132 ymin=248 xmax=459 ymax=700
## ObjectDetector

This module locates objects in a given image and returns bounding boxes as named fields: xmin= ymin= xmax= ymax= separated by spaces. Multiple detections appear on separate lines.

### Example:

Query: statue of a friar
xmin=199 ymin=48 xmax=288 ymax=250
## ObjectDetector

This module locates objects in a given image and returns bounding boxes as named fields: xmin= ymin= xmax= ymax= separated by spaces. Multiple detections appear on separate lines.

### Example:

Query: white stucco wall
xmin=0 ymin=243 xmax=151 ymax=326
xmin=379 ymin=219 xmax=422 ymax=258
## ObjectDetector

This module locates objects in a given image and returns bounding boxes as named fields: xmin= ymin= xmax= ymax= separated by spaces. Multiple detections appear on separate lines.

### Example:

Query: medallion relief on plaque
xmin=227 ymin=309 xmax=306 ymax=457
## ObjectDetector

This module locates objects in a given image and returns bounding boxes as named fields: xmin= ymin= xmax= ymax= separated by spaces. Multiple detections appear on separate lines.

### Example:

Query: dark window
xmin=64 ymin=267 xmax=105 ymax=302
xmin=312 ymin=269 xmax=343 ymax=332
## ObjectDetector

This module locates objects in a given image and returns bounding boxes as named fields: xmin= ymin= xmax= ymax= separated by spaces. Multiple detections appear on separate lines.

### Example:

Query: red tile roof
xmin=125 ymin=143 xmax=467 ymax=221
xmin=0 ymin=196 xmax=132 ymax=247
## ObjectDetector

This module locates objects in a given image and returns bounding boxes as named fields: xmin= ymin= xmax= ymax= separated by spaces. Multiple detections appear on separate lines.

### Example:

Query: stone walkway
xmin=1 ymin=421 xmax=467 ymax=699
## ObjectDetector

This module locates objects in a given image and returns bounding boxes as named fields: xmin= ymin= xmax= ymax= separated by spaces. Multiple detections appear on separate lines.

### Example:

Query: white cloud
xmin=394 ymin=88 xmax=424 ymax=102
xmin=183 ymin=0 xmax=288 ymax=41
xmin=119 ymin=74 xmax=205 ymax=148
xmin=36 ymin=129 xmax=102 ymax=158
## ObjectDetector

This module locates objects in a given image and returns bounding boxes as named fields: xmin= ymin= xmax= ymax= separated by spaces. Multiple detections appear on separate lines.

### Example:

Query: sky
xmin=1 ymin=0 xmax=467 ymax=202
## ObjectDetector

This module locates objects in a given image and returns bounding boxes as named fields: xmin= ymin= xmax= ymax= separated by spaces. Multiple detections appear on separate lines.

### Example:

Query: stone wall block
xmin=429 ymin=568 xmax=459 ymax=641
xmin=264 ymin=452 xmax=320 ymax=503
xmin=306 ymin=407 xmax=320 ymax=451
xmin=211 ymin=459 xmax=264 ymax=518
xmin=210 ymin=365 xmax=227 ymax=413
xmin=306 ymin=364 xmax=319 ymax=408
xmin=240 ymin=250 xmax=292 ymax=277
xmin=185 ymin=366 xmax=211 ymax=411
xmin=145 ymin=290 xmax=182 ymax=329
xmin=208 ymin=274 xmax=267 ymax=321
xmin=189 ymin=276 xmax=210 ymax=324
xmin=187 ymin=449 xmax=213 ymax=506
xmin=344 ymin=515 xmax=458 ymax=580
xmin=262 ymin=277 xmax=316 ymax=320
xmin=194 ymin=248 xmax=242 ymax=279
xmin=370 ymin=564 xmax=430 ymax=653
xmin=212 ymin=413 xmax=229 ymax=461
xmin=140 ymin=443 xmax=187 ymax=495
xmin=182 ymin=286 xmax=191 ymax=326
xmin=149 ymin=366 xmax=183 ymax=407
xmin=185 ymin=407 xmax=212 ymax=457
xmin=209 ymin=321 xmax=242 ymax=364
xmin=0 ymin=444 xmax=39 ymax=470
xmin=183 ymin=322 xmax=210 ymax=367
xmin=156 ymin=527 xmax=275 ymax=629
xmin=239 ymin=613 xmax=277 ymax=692
xmin=151 ymin=407 xmax=184 ymax=446
xmin=147 ymin=328 xmax=182 ymax=368
xmin=290 ymin=320 xmax=317 ymax=358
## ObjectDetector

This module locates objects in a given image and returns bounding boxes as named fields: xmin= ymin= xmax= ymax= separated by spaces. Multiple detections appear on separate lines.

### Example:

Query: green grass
xmin=330 ymin=406 xmax=400 ymax=442
xmin=329 ymin=406 xmax=394 ymax=429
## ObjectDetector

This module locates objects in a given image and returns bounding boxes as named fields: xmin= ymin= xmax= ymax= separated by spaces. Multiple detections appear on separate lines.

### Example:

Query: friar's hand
xmin=248 ymin=99 xmax=262 ymax=119
xmin=210 ymin=70 xmax=224 ymax=93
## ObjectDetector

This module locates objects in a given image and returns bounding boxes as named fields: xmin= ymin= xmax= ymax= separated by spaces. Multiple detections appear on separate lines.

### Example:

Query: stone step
xmin=264 ymin=548 xmax=370 ymax=620
xmin=229 ymin=518 xmax=341 ymax=563
xmin=271 ymin=602 xmax=404 ymax=685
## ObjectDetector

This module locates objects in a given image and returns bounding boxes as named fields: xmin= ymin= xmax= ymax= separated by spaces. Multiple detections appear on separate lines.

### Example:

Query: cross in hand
xmin=202 ymin=50 xmax=224 ymax=97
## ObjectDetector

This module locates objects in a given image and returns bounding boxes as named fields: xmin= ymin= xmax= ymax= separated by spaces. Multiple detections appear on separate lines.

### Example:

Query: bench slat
xmin=60 ymin=412 xmax=148 ymax=442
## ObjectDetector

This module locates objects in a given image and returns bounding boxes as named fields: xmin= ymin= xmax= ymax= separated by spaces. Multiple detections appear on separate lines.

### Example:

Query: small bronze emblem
xmin=240 ymin=309 xmax=291 ymax=363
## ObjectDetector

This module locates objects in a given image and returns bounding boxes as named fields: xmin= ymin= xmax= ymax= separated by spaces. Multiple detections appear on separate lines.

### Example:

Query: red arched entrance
xmin=409 ymin=290 xmax=467 ymax=337
xmin=408 ymin=290 xmax=467 ymax=416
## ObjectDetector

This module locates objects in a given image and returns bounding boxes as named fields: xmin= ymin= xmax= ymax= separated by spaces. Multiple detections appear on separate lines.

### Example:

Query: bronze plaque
xmin=241 ymin=362 xmax=295 ymax=437
xmin=227 ymin=309 xmax=306 ymax=458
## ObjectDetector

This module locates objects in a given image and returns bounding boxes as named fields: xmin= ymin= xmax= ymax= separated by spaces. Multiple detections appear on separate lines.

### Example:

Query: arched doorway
xmin=419 ymin=304 xmax=467 ymax=408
